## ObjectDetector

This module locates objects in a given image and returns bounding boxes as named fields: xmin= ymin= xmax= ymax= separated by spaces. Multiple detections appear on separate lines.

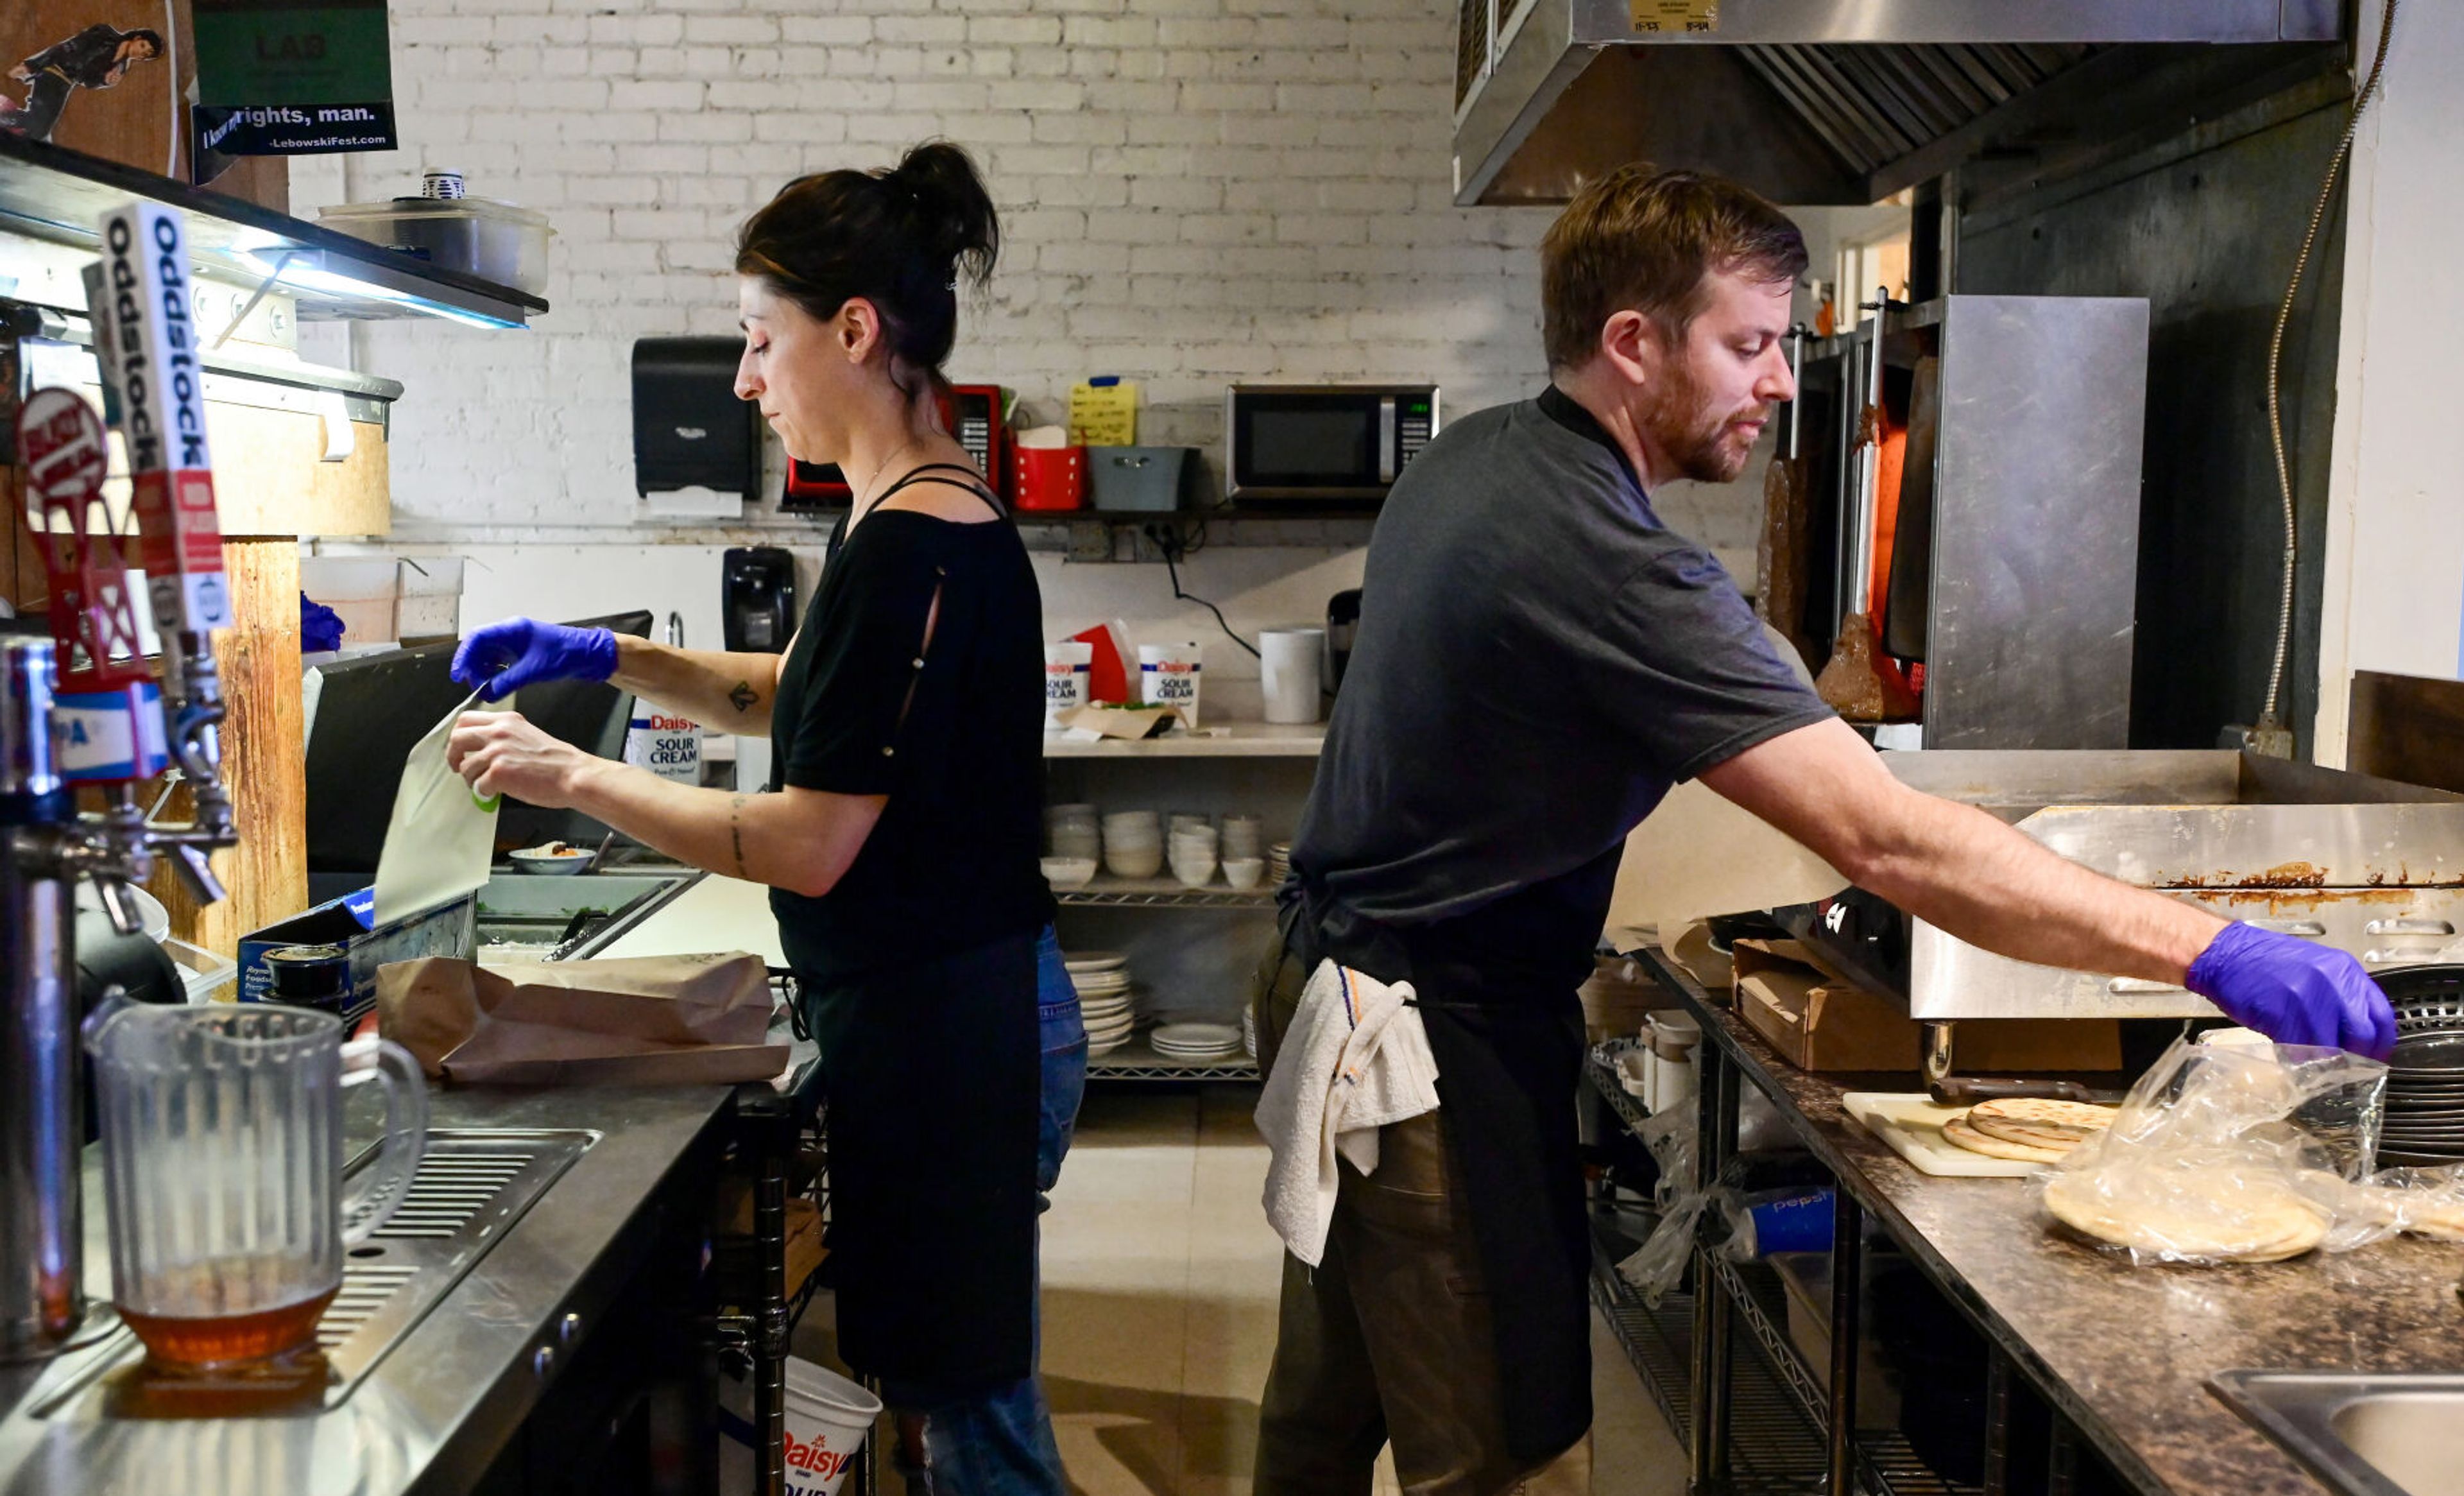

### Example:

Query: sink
xmin=2213 ymin=1371 xmax=2464 ymax=1496
xmin=473 ymin=872 xmax=687 ymax=959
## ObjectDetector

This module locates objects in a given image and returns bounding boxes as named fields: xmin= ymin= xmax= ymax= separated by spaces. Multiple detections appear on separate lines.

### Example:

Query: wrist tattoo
xmin=728 ymin=680 xmax=758 ymax=714
xmin=728 ymin=793 xmax=749 ymax=875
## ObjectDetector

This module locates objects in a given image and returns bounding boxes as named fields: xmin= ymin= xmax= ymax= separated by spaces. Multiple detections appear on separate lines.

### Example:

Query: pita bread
xmin=2395 ymin=1196 xmax=2464 ymax=1241
xmin=1944 ymin=1115 xmax=2068 ymax=1164
xmin=2042 ymin=1168 xmax=2329 ymax=1262
xmin=1967 ymin=1097 xmax=2115 ymax=1151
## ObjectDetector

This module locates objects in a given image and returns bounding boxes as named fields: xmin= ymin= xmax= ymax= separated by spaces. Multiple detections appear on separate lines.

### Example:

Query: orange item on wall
xmin=1863 ymin=407 xmax=1919 ymax=706
xmin=1869 ymin=415 xmax=1906 ymax=624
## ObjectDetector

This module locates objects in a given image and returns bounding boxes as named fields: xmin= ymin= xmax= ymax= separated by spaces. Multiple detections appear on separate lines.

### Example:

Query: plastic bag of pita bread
xmin=2033 ymin=1037 xmax=2391 ymax=1265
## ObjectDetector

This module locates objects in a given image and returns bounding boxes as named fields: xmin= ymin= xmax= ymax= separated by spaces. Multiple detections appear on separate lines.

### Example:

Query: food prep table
xmin=1609 ymin=943 xmax=2464 ymax=1496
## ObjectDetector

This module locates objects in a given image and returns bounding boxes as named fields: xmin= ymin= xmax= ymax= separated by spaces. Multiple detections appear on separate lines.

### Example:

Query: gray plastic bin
xmin=1086 ymin=446 xmax=1195 ymax=512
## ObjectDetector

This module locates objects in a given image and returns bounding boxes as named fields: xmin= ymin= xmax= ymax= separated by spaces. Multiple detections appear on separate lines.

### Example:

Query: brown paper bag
xmin=1059 ymin=703 xmax=1183 ymax=739
xmin=379 ymin=951 xmax=788 ymax=1086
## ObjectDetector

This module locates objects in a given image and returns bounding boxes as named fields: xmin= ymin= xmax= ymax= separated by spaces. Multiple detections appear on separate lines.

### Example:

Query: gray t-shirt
xmin=1290 ymin=386 xmax=1833 ymax=976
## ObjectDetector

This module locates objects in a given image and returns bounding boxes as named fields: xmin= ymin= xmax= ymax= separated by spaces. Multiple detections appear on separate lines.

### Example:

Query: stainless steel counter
xmin=0 ymin=1080 xmax=740 ymax=1496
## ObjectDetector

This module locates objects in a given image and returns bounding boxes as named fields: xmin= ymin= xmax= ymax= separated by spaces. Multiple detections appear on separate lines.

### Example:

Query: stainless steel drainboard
xmin=35 ymin=1128 xmax=595 ymax=1419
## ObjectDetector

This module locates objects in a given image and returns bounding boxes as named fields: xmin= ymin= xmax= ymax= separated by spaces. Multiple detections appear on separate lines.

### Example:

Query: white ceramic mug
xmin=1260 ymin=626 xmax=1324 ymax=725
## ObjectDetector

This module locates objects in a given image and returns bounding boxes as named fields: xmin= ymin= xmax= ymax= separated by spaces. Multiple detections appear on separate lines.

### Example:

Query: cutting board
xmin=1840 ymin=1092 xmax=2044 ymax=1178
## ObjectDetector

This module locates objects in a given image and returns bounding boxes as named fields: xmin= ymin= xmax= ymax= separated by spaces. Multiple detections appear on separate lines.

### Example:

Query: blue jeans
xmin=886 ymin=925 xmax=1085 ymax=1494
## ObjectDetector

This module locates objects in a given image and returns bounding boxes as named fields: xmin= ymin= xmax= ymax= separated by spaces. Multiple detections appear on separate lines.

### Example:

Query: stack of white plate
xmin=1068 ymin=951 xmax=1135 ymax=1056
xmin=1151 ymin=1022 xmax=1244 ymax=1063
xmin=1268 ymin=841 xmax=1293 ymax=887
xmin=1240 ymin=1004 xmax=1259 ymax=1060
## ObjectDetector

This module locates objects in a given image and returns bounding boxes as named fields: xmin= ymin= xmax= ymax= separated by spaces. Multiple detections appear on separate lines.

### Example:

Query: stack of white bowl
xmin=1102 ymin=811 xmax=1163 ymax=879
xmin=1221 ymin=814 xmax=1265 ymax=892
xmin=1048 ymin=804 xmax=1100 ymax=860
xmin=1169 ymin=820 xmax=1219 ymax=888
xmin=1068 ymin=952 xmax=1134 ymax=1056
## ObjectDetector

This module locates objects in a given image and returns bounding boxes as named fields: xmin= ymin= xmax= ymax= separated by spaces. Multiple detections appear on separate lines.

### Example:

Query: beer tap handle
xmin=89 ymin=875 xmax=146 ymax=938
xmin=163 ymin=843 xmax=226 ymax=906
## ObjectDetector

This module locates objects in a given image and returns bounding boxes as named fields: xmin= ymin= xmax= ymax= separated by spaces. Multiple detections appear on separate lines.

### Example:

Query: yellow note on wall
xmin=1068 ymin=379 xmax=1138 ymax=447
xmin=1630 ymin=0 xmax=1717 ymax=33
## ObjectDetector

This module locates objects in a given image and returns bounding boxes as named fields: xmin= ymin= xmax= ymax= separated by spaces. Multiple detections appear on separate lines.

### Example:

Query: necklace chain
xmin=853 ymin=433 xmax=935 ymax=518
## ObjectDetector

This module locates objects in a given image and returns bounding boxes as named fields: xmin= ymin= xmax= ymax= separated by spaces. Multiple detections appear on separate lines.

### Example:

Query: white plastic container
xmin=1138 ymin=641 xmax=1202 ymax=727
xmin=718 ymin=1355 xmax=881 ymax=1496
xmin=395 ymin=557 xmax=466 ymax=641
xmin=318 ymin=195 xmax=554 ymax=295
xmin=1044 ymin=640 xmax=1093 ymax=728
xmin=1648 ymin=1011 xmax=1703 ymax=1115
xmin=299 ymin=556 xmax=400 ymax=648
xmin=622 ymin=705 xmax=703 ymax=785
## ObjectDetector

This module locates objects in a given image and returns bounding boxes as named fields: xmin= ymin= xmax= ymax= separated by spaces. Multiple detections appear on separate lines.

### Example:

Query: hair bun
xmin=885 ymin=141 xmax=998 ymax=293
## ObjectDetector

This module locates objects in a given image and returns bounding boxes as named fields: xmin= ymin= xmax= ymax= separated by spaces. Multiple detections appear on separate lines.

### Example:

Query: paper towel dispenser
xmin=633 ymin=337 xmax=760 ymax=501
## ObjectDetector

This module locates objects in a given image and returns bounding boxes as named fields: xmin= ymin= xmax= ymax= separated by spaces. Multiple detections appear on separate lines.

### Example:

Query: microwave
xmin=1225 ymin=384 xmax=1439 ymax=502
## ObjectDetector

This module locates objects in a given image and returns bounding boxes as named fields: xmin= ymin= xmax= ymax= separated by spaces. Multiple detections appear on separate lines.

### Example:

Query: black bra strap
xmin=862 ymin=461 xmax=1007 ymax=521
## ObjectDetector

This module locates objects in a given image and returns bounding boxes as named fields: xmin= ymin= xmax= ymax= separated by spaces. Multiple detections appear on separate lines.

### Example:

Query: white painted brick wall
xmin=334 ymin=0 xmax=1578 ymax=537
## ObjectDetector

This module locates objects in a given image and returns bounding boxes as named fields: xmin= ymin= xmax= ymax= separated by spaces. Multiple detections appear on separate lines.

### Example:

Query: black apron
xmin=793 ymin=465 xmax=1043 ymax=1395
xmin=1291 ymin=855 xmax=1613 ymax=1464
xmin=805 ymin=930 xmax=1041 ymax=1394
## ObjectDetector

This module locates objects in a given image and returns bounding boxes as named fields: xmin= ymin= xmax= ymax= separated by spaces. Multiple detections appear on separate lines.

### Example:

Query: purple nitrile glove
xmin=449 ymin=619 xmax=618 ymax=703
xmin=2184 ymin=921 xmax=2398 ymax=1061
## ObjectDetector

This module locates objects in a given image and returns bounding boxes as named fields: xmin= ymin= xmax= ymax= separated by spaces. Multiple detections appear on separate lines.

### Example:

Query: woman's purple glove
xmin=2185 ymin=921 xmax=2398 ymax=1060
xmin=450 ymin=619 xmax=618 ymax=703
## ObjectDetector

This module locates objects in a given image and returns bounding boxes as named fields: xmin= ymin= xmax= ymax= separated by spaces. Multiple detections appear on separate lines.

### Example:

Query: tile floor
xmin=801 ymin=1085 xmax=1686 ymax=1495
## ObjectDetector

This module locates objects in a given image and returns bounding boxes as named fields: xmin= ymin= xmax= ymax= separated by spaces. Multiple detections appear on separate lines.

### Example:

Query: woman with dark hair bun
xmin=444 ymin=141 xmax=1079 ymax=1494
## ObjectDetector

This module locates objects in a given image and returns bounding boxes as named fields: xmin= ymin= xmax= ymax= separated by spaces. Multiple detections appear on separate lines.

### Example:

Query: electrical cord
xmin=2261 ymin=0 xmax=2397 ymax=731
xmin=1146 ymin=522 xmax=1259 ymax=658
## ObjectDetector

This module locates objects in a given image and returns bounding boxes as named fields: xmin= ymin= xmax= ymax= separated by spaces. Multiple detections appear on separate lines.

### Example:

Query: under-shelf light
xmin=230 ymin=230 xmax=519 ymax=330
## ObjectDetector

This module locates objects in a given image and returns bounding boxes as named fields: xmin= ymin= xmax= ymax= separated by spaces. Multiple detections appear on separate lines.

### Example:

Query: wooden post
xmin=147 ymin=538 xmax=307 ymax=959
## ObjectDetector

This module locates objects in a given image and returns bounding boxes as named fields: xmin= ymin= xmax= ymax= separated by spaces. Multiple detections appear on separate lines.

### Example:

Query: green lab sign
xmin=191 ymin=0 xmax=395 ymax=157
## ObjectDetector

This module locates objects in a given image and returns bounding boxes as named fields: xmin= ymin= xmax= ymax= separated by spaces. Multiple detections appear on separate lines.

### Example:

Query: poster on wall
xmin=190 ymin=0 xmax=397 ymax=171
xmin=0 ymin=6 xmax=172 ymax=152
xmin=0 ymin=0 xmax=291 ymax=204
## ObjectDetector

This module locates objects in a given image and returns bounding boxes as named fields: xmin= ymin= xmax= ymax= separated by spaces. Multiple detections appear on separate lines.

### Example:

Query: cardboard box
xmin=239 ymin=887 xmax=475 ymax=1024
xmin=1662 ymin=921 xmax=1734 ymax=993
xmin=1733 ymin=940 xmax=2121 ymax=1075
xmin=1737 ymin=963 xmax=1924 ymax=1072
xmin=1950 ymin=1019 xmax=2121 ymax=1074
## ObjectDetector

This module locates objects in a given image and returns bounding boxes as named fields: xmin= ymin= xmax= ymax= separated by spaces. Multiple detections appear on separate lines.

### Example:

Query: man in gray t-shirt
xmin=1254 ymin=167 xmax=2395 ymax=1496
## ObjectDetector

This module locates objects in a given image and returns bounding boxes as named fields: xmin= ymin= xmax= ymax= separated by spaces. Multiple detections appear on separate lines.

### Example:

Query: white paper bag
xmin=374 ymin=689 xmax=503 ymax=923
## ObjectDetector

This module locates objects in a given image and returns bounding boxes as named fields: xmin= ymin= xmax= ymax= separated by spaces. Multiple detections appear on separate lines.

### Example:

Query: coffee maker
xmin=723 ymin=548 xmax=798 ymax=654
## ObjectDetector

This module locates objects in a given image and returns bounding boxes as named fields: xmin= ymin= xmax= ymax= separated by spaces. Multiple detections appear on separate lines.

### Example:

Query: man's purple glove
xmin=450 ymin=619 xmax=617 ymax=703
xmin=2185 ymin=921 xmax=2398 ymax=1060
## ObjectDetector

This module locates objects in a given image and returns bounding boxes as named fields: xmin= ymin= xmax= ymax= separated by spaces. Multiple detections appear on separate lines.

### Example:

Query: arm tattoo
xmin=727 ymin=793 xmax=749 ymax=877
xmin=728 ymin=680 xmax=758 ymax=714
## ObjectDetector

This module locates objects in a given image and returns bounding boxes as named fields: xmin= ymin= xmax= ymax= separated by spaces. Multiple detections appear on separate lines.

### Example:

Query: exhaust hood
xmin=1453 ymin=0 xmax=2346 ymax=207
